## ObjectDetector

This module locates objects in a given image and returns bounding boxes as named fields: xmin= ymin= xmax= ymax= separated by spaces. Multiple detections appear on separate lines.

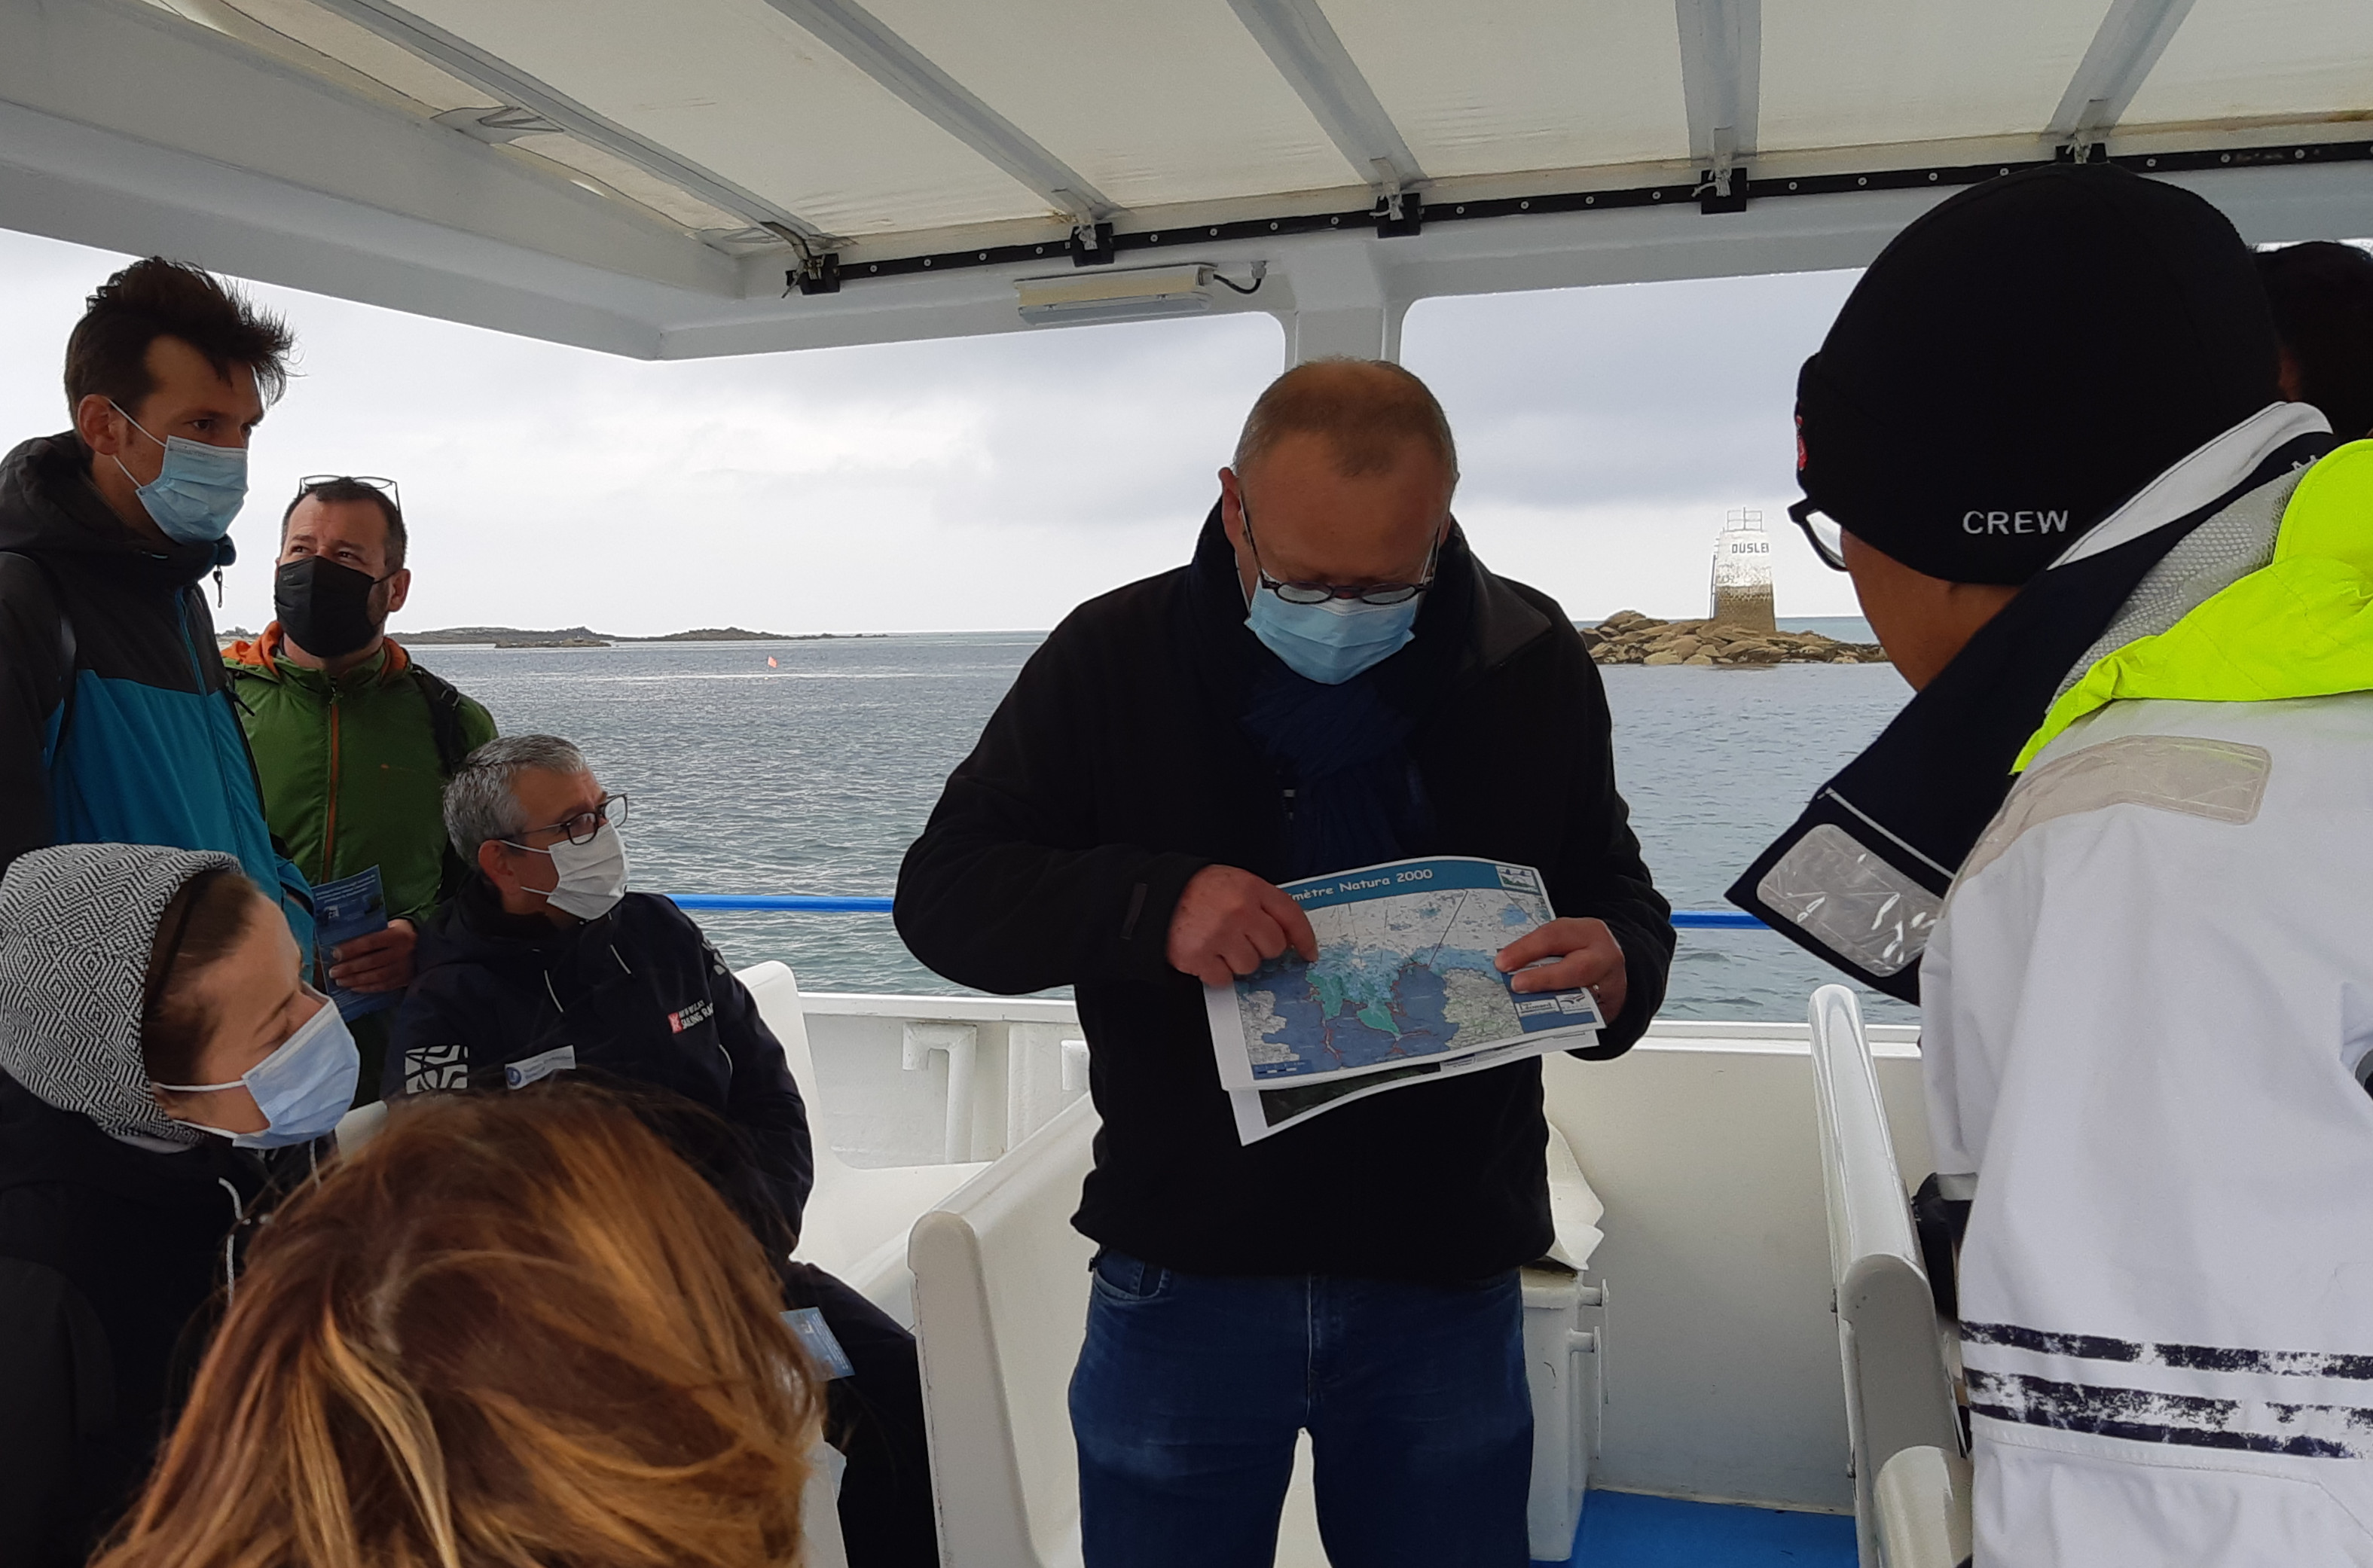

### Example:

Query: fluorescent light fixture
xmin=1015 ymin=264 xmax=1223 ymax=327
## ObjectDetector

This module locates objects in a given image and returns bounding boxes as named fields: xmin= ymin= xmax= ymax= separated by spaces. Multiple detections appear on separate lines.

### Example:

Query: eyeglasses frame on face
xmin=1237 ymin=495 xmax=1446 ymax=606
xmin=504 ymin=794 xmax=630 ymax=850
xmin=296 ymin=474 xmax=403 ymax=515
xmin=1788 ymin=497 xmax=1850 ymax=572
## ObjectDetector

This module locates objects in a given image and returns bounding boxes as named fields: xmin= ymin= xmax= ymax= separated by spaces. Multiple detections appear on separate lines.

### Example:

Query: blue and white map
xmin=1206 ymin=856 xmax=1605 ymax=1099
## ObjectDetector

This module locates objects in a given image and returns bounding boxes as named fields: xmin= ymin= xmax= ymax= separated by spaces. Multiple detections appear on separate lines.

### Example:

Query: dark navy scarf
xmin=1183 ymin=505 xmax=1467 ymax=880
xmin=1241 ymin=666 xmax=1436 ymax=880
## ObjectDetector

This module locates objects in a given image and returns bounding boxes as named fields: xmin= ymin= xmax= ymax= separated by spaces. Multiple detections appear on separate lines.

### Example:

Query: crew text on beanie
xmin=1795 ymin=164 xmax=2279 ymax=584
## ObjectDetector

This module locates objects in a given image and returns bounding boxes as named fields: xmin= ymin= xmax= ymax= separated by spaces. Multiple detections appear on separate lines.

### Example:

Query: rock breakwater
xmin=1582 ymin=609 xmax=1889 ymax=667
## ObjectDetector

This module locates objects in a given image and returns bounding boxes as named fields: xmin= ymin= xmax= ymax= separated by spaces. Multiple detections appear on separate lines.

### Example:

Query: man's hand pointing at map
xmin=1168 ymin=865 xmax=1321 ymax=988
xmin=1497 ymin=918 xmax=1629 ymax=1020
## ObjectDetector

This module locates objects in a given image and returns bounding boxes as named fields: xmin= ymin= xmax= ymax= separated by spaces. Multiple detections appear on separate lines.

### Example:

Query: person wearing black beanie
xmin=2258 ymin=238 xmax=2373 ymax=441
xmin=1796 ymin=163 xmax=2282 ymax=590
xmin=1733 ymin=164 xmax=2373 ymax=1565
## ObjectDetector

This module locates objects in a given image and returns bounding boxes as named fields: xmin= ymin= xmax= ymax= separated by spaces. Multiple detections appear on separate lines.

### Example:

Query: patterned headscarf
xmin=0 ymin=843 xmax=245 ymax=1145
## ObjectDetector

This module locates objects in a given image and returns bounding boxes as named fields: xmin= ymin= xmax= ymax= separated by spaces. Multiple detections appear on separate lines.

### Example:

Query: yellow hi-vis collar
xmin=2016 ymin=438 xmax=2373 ymax=772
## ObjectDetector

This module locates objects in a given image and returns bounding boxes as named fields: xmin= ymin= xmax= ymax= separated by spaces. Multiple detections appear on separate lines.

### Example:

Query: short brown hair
xmin=139 ymin=868 xmax=267 ymax=1088
xmin=1233 ymin=358 xmax=1458 ymax=489
xmin=93 ymin=1083 xmax=824 ymax=1568
xmin=282 ymin=477 xmax=408 ymax=572
xmin=64 ymin=257 xmax=293 ymax=417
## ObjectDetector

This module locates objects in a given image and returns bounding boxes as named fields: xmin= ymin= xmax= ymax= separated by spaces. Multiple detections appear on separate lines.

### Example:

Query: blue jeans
xmin=1069 ymin=1249 xmax=1532 ymax=1568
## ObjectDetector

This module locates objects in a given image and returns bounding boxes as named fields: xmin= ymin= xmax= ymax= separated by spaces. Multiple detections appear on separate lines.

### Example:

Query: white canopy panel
xmin=1 ymin=0 xmax=2368 ymax=360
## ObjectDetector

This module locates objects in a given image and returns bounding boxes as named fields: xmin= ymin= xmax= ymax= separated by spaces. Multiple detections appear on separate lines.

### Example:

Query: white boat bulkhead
xmin=6 ymin=1 xmax=2371 ymax=1563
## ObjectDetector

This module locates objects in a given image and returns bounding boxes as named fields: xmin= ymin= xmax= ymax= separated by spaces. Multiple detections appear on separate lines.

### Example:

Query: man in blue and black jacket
xmin=0 ymin=257 xmax=310 ymax=944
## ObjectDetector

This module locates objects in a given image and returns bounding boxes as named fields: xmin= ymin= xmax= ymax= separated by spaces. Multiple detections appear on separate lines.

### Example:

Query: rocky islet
xmin=1580 ymin=609 xmax=1889 ymax=667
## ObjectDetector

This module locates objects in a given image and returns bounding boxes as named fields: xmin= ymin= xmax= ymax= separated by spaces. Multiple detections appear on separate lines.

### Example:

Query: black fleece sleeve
xmin=896 ymin=618 xmax=1207 ymax=996
xmin=0 ymin=558 xmax=65 ymax=875
xmin=708 ymin=948 xmax=815 ymax=1235
xmin=1542 ymin=634 xmax=1673 ymax=1059
xmin=0 ymin=1258 xmax=103 ymax=1568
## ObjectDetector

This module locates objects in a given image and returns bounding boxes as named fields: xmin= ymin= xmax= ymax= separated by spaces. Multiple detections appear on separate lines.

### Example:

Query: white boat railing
xmin=1806 ymin=984 xmax=1964 ymax=1568
xmin=765 ymin=972 xmax=1938 ymax=1527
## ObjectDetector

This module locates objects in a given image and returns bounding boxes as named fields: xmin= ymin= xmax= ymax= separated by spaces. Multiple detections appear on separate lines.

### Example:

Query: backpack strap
xmin=406 ymin=661 xmax=472 ymax=779
xmin=2 ymin=552 xmax=78 ymax=760
xmin=405 ymin=659 xmax=478 ymax=904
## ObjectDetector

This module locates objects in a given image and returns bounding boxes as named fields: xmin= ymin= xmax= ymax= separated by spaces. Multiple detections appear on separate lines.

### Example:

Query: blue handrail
xmin=1671 ymin=910 xmax=1764 ymax=929
xmin=661 ymin=893 xmax=1766 ymax=929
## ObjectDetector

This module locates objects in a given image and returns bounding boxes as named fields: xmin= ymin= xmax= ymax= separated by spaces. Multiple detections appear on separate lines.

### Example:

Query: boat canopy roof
xmin=5 ymin=0 xmax=2370 ymax=361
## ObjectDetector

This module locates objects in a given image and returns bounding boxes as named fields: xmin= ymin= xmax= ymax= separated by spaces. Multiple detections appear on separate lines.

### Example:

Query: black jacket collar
xmin=1728 ymin=429 xmax=2334 ymax=1000
xmin=1184 ymin=503 xmax=1552 ymax=708
xmin=424 ymin=876 xmax=618 ymax=971
xmin=0 ymin=433 xmax=234 ymax=586
xmin=0 ymin=1071 xmax=263 ymax=1209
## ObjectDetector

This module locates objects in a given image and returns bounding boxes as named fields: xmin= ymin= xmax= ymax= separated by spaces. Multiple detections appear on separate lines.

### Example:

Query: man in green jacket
xmin=225 ymin=475 xmax=495 ymax=1101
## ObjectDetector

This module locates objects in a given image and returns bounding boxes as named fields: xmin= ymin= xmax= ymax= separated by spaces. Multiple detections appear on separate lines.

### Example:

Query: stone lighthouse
xmin=1709 ymin=508 xmax=1776 ymax=631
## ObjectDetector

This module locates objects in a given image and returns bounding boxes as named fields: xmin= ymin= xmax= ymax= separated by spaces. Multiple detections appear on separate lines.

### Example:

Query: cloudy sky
xmin=0 ymin=223 xmax=1864 ymax=636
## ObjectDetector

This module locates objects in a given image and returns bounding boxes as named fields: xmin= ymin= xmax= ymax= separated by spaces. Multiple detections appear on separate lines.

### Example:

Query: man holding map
xmin=897 ymin=358 xmax=1670 ymax=1566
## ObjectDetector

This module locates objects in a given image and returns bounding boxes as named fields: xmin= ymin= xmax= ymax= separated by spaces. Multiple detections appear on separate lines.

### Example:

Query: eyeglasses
xmin=1238 ymin=497 xmax=1443 ymax=606
xmin=297 ymin=474 xmax=403 ymax=514
xmin=1788 ymin=498 xmax=1849 ymax=572
xmin=510 ymin=794 xmax=630 ymax=847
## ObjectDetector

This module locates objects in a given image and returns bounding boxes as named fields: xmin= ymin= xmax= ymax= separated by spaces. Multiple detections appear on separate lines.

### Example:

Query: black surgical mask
xmin=275 ymin=555 xmax=388 ymax=660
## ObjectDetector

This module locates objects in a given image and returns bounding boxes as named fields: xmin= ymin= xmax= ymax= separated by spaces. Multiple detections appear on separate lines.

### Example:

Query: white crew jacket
xmin=1924 ymin=689 xmax=2373 ymax=1564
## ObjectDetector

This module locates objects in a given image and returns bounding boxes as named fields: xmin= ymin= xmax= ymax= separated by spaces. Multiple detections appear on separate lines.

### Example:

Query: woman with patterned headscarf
xmin=0 ymin=843 xmax=358 ymax=1566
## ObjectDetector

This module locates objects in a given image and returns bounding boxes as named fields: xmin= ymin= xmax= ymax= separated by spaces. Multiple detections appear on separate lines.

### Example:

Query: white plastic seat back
xmin=334 ymin=1098 xmax=388 ymax=1155
xmin=909 ymin=1096 xmax=1101 ymax=1568
xmin=737 ymin=959 xmax=850 ymax=1181
xmin=1874 ymin=1445 xmax=1973 ymax=1568
xmin=1806 ymin=984 xmax=1963 ymax=1568
xmin=734 ymin=961 xmax=988 ymax=1311
xmin=1543 ymin=1121 xmax=1606 ymax=1271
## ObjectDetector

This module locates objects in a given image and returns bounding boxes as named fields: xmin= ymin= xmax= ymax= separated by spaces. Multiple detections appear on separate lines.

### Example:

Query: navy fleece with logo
xmin=0 ymin=435 xmax=310 ymax=941
xmin=386 ymin=882 xmax=814 ymax=1230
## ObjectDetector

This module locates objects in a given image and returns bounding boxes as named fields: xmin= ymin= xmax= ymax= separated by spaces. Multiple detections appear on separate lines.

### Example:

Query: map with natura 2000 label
xmin=1205 ymin=856 xmax=1604 ymax=1094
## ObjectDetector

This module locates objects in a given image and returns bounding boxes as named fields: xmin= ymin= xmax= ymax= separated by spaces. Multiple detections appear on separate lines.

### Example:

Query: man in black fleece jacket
xmin=896 ymin=361 xmax=1669 ymax=1567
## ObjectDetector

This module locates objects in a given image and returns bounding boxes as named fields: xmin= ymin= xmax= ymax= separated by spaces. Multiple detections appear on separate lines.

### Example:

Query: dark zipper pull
xmin=213 ymin=567 xmax=224 ymax=608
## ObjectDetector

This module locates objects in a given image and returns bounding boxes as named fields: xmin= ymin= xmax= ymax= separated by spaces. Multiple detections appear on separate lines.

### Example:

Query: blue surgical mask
xmin=154 ymin=988 xmax=359 ymax=1149
xmin=1246 ymin=590 xmax=1423 ymax=685
xmin=108 ymin=402 xmax=249 ymax=544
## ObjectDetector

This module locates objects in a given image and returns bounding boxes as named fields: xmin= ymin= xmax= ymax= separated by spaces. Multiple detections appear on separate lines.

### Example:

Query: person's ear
xmin=476 ymin=837 xmax=512 ymax=887
xmin=75 ymin=394 xmax=130 ymax=458
xmin=1218 ymin=466 xmax=1247 ymax=549
xmin=381 ymin=568 xmax=412 ymax=618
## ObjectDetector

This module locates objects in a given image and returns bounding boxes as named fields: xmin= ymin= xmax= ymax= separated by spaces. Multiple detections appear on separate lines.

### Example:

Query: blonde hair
xmin=94 ymin=1083 xmax=823 ymax=1568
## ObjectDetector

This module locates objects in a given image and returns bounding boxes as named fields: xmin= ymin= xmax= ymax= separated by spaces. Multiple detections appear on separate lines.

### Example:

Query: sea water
xmin=415 ymin=624 xmax=1914 ymax=1023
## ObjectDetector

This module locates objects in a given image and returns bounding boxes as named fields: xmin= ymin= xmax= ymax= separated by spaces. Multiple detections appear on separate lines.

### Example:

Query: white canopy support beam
xmin=1225 ymin=0 xmax=1425 ymax=205
xmin=308 ymin=0 xmax=840 ymax=246
xmin=2048 ymin=0 xmax=2200 ymax=154
xmin=1275 ymin=234 xmax=1405 ymax=366
xmin=755 ymin=0 xmax=1119 ymax=226
xmin=1675 ymin=0 xmax=1760 ymax=205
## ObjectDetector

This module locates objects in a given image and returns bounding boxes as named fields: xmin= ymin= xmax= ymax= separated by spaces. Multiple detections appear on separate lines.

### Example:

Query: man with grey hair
xmin=899 ymin=358 xmax=1671 ymax=1565
xmin=385 ymin=734 xmax=813 ymax=1228
xmin=392 ymin=734 xmax=948 ymax=1568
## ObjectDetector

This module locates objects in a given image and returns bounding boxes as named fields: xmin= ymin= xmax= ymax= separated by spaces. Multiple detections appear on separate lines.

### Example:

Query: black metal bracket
xmin=786 ymin=252 xmax=841 ymax=295
xmin=1697 ymin=168 xmax=1749 ymax=214
xmin=1375 ymin=191 xmax=1424 ymax=238
xmin=1068 ymin=221 xmax=1116 ymax=266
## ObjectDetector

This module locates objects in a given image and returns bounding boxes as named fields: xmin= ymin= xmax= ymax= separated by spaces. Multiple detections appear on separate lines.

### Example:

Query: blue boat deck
xmin=1550 ymin=1491 xmax=1856 ymax=1567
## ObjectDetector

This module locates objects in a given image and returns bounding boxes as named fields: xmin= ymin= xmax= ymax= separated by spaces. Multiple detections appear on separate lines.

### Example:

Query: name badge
xmin=783 ymin=1307 xmax=855 ymax=1379
xmin=504 ymin=1044 xmax=576 ymax=1089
